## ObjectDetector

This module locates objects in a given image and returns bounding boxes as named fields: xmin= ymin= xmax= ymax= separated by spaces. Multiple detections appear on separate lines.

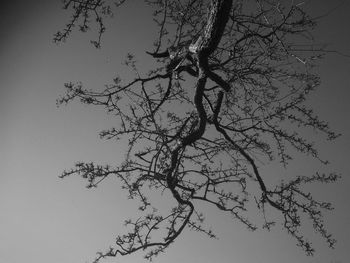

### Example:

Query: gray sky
xmin=1 ymin=1 xmax=349 ymax=263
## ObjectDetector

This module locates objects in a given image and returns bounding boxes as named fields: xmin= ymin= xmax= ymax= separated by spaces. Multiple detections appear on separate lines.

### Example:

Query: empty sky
xmin=1 ymin=1 xmax=350 ymax=263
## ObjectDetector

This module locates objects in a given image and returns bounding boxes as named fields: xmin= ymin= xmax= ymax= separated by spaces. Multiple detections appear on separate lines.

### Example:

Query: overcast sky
xmin=1 ymin=1 xmax=350 ymax=263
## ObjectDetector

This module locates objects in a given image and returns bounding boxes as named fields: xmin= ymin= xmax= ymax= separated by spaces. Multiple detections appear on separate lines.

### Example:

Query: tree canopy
xmin=55 ymin=0 xmax=340 ymax=262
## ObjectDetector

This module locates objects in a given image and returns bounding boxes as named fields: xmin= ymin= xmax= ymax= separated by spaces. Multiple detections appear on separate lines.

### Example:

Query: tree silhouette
xmin=55 ymin=0 xmax=340 ymax=262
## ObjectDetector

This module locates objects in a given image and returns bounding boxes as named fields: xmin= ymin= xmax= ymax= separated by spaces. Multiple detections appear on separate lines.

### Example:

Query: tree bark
xmin=167 ymin=0 xmax=233 ymax=199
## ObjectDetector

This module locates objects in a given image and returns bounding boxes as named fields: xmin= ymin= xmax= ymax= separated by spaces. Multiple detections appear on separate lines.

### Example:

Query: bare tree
xmin=55 ymin=0 xmax=340 ymax=262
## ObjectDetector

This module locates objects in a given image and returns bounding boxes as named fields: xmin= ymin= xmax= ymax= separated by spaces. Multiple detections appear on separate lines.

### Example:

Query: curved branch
xmin=210 ymin=92 xmax=285 ymax=211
